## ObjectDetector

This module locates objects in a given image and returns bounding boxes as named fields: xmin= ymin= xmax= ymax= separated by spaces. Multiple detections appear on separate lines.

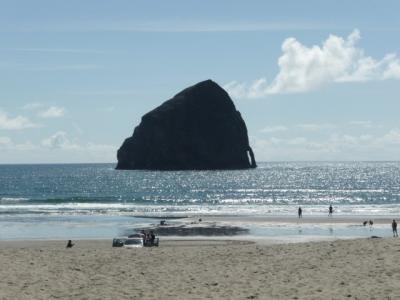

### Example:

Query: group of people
xmin=362 ymin=220 xmax=374 ymax=228
xmin=140 ymin=230 xmax=156 ymax=245
xmin=297 ymin=204 xmax=334 ymax=219
xmin=297 ymin=205 xmax=399 ymax=238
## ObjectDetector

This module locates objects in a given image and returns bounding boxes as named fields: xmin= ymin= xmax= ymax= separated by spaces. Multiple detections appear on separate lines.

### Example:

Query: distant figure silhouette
xmin=66 ymin=240 xmax=74 ymax=248
xmin=392 ymin=220 xmax=398 ymax=237
xmin=328 ymin=205 xmax=333 ymax=216
xmin=298 ymin=207 xmax=302 ymax=218
xmin=363 ymin=221 xmax=368 ymax=226
xmin=369 ymin=220 xmax=374 ymax=230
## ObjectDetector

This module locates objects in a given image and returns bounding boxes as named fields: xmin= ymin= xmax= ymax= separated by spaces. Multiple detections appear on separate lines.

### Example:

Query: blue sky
xmin=1 ymin=0 xmax=399 ymax=163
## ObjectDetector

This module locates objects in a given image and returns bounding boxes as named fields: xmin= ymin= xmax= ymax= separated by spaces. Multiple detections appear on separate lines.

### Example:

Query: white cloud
xmin=348 ymin=121 xmax=374 ymax=128
xmin=0 ymin=110 xmax=38 ymax=130
xmin=42 ymin=131 xmax=78 ymax=149
xmin=260 ymin=125 xmax=287 ymax=133
xmin=21 ymin=102 xmax=44 ymax=110
xmin=14 ymin=141 xmax=37 ymax=151
xmin=252 ymin=128 xmax=400 ymax=161
xmin=1 ymin=132 xmax=117 ymax=163
xmin=383 ymin=57 xmax=400 ymax=79
xmin=22 ymin=103 xmax=66 ymax=118
xmin=40 ymin=132 xmax=117 ymax=163
xmin=41 ymin=131 xmax=117 ymax=153
xmin=38 ymin=106 xmax=65 ymax=118
xmin=0 ymin=136 xmax=12 ymax=147
xmin=223 ymin=81 xmax=248 ymax=99
xmin=296 ymin=123 xmax=336 ymax=131
xmin=225 ymin=29 xmax=400 ymax=98
xmin=380 ymin=129 xmax=400 ymax=144
xmin=0 ymin=136 xmax=36 ymax=151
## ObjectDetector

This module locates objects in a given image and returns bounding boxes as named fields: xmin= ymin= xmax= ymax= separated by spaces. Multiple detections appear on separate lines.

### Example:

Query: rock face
xmin=116 ymin=80 xmax=256 ymax=170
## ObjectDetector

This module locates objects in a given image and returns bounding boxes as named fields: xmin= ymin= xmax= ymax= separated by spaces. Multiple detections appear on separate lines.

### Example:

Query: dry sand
xmin=1 ymin=237 xmax=400 ymax=299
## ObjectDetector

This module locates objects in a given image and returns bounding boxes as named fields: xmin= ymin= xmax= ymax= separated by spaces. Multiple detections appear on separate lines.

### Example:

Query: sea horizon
xmin=1 ymin=160 xmax=400 ymax=165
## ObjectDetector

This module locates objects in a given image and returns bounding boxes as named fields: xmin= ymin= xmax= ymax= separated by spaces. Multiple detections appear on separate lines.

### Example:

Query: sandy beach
xmin=1 ymin=236 xmax=400 ymax=299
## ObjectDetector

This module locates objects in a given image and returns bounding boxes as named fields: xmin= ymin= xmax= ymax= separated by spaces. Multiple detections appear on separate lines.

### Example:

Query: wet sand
xmin=1 ymin=237 xmax=400 ymax=299
xmin=197 ymin=215 xmax=396 ymax=225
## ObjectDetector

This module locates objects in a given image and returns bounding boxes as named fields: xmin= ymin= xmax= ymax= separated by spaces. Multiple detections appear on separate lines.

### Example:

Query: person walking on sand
xmin=298 ymin=206 xmax=302 ymax=218
xmin=328 ymin=204 xmax=333 ymax=216
xmin=392 ymin=220 xmax=398 ymax=237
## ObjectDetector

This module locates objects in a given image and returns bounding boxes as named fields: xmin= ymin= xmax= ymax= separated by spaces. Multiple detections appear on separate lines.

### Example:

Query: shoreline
xmin=190 ymin=214 xmax=397 ymax=224
xmin=0 ymin=214 xmax=395 ymax=241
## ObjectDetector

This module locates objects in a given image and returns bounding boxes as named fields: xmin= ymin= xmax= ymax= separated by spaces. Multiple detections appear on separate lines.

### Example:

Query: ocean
xmin=1 ymin=162 xmax=399 ymax=240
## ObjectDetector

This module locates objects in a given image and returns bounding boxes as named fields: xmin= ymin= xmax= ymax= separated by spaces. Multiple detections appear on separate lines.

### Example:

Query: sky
xmin=0 ymin=0 xmax=400 ymax=163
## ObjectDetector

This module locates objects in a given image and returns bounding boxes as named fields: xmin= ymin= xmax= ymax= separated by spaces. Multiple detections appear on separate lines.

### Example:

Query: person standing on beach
xmin=392 ymin=220 xmax=398 ymax=237
xmin=328 ymin=204 xmax=333 ymax=216
xmin=298 ymin=207 xmax=302 ymax=218
xmin=66 ymin=240 xmax=74 ymax=248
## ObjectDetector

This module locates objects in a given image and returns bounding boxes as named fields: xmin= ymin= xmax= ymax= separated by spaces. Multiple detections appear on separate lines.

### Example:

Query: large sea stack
xmin=116 ymin=80 xmax=256 ymax=170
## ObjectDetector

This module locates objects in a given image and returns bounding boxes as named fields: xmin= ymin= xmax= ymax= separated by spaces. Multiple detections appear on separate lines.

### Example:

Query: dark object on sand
xmin=139 ymin=224 xmax=249 ymax=236
xmin=116 ymin=80 xmax=256 ymax=170
xmin=112 ymin=238 xmax=125 ymax=247
xmin=112 ymin=236 xmax=159 ymax=247
xmin=66 ymin=240 xmax=74 ymax=248
xmin=363 ymin=221 xmax=368 ymax=226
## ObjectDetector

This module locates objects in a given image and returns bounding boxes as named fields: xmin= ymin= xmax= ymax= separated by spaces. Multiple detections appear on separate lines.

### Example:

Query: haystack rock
xmin=116 ymin=80 xmax=257 ymax=170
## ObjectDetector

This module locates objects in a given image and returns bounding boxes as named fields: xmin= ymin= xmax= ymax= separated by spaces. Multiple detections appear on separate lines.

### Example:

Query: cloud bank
xmin=38 ymin=106 xmax=65 ymax=118
xmin=0 ymin=132 xmax=117 ymax=164
xmin=0 ymin=110 xmax=37 ymax=130
xmin=225 ymin=30 xmax=400 ymax=98
xmin=252 ymin=129 xmax=400 ymax=161
xmin=41 ymin=131 xmax=116 ymax=154
xmin=42 ymin=131 xmax=76 ymax=149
